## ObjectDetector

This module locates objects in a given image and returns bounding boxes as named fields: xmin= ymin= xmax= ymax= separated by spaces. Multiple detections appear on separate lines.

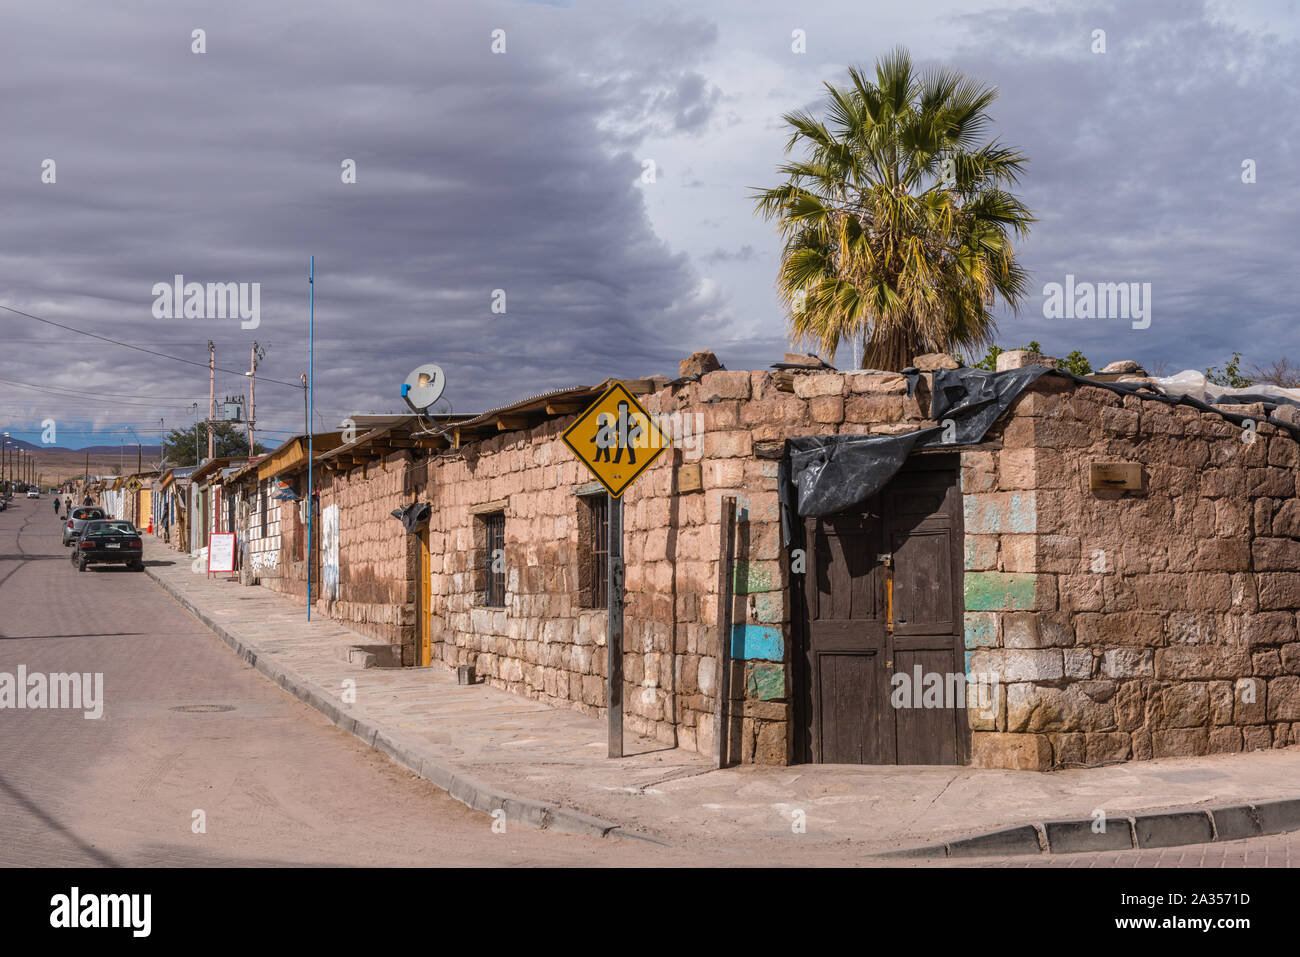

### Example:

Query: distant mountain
xmin=1 ymin=438 xmax=161 ymax=455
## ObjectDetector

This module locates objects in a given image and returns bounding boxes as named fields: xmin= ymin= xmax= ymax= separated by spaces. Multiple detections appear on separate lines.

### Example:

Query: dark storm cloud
xmin=945 ymin=0 xmax=1300 ymax=370
xmin=702 ymin=245 xmax=757 ymax=265
xmin=0 ymin=0 xmax=726 ymax=443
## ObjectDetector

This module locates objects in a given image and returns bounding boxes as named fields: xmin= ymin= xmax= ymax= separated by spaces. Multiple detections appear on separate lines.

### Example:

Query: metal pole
xmin=248 ymin=342 xmax=259 ymax=457
xmin=207 ymin=340 xmax=216 ymax=461
xmin=307 ymin=255 xmax=314 ymax=622
xmin=606 ymin=491 xmax=624 ymax=758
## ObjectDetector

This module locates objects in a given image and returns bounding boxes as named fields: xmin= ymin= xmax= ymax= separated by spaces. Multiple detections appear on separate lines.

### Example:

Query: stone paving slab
xmin=144 ymin=541 xmax=1300 ymax=856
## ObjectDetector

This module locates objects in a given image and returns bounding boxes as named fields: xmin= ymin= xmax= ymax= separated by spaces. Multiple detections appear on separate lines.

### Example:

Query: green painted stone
xmin=746 ymin=662 xmax=786 ymax=701
xmin=964 ymin=571 xmax=1037 ymax=610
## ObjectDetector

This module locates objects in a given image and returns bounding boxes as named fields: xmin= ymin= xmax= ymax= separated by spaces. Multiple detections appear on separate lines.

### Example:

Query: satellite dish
xmin=401 ymin=363 xmax=446 ymax=412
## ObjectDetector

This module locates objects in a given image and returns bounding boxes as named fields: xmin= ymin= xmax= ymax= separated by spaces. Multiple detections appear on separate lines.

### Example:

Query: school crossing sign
xmin=561 ymin=382 xmax=670 ymax=497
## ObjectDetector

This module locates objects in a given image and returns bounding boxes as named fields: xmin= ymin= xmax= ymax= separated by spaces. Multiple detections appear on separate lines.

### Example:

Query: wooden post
xmin=714 ymin=495 xmax=737 ymax=768
xmin=606 ymin=492 xmax=624 ymax=758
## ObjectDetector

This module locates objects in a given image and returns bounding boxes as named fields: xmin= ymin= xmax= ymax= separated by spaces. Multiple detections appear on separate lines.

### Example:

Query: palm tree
xmin=753 ymin=48 xmax=1034 ymax=370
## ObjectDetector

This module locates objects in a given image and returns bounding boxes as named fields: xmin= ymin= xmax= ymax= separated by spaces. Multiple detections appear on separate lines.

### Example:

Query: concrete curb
xmin=881 ymin=798 xmax=1300 ymax=859
xmin=146 ymin=563 xmax=668 ymax=846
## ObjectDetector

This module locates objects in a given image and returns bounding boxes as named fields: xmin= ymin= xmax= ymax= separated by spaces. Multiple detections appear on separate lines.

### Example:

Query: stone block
xmin=1267 ymin=676 xmax=1300 ymax=721
xmin=964 ymin=572 xmax=1050 ymax=611
xmin=911 ymin=352 xmax=959 ymax=370
xmin=970 ymin=731 xmax=1053 ymax=770
xmin=845 ymin=372 xmax=908 ymax=394
xmin=680 ymin=350 xmax=722 ymax=378
xmin=809 ymin=395 xmax=845 ymax=423
xmin=1102 ymin=648 xmax=1155 ymax=679
xmin=792 ymin=373 xmax=845 ymax=398
xmin=699 ymin=370 xmax=751 ymax=402
xmin=997 ymin=350 xmax=1057 ymax=371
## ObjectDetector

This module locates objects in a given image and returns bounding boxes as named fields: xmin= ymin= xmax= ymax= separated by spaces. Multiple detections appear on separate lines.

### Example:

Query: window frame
xmin=481 ymin=511 xmax=506 ymax=607
xmin=578 ymin=492 xmax=609 ymax=609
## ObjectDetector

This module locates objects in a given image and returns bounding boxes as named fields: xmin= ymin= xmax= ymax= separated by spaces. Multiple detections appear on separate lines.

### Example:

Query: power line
xmin=0 ymin=375 xmax=209 ymax=402
xmin=0 ymin=302 xmax=305 ymax=389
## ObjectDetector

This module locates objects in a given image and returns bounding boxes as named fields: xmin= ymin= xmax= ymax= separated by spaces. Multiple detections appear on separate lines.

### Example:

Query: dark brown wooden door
xmin=802 ymin=508 xmax=894 ymax=764
xmin=798 ymin=456 xmax=967 ymax=765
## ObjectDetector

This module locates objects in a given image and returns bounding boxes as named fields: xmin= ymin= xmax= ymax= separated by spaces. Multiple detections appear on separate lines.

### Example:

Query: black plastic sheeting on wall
xmin=390 ymin=501 xmax=431 ymax=534
xmin=779 ymin=365 xmax=1300 ymax=546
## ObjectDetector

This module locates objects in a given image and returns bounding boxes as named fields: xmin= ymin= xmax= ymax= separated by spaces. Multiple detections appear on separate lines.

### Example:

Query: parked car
xmin=26 ymin=489 xmax=40 ymax=499
xmin=73 ymin=520 xmax=144 ymax=571
xmin=63 ymin=506 xmax=106 ymax=546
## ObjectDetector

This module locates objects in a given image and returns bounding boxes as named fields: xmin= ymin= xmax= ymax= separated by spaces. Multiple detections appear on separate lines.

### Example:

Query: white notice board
xmin=207 ymin=532 xmax=236 ymax=577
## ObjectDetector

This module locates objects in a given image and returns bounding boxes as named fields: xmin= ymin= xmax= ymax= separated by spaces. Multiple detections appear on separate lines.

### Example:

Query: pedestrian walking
xmin=53 ymin=498 xmax=60 ymax=517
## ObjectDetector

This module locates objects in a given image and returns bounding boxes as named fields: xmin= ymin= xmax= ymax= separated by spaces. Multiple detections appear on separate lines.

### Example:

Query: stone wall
xmin=267 ymin=358 xmax=1300 ymax=771
xmin=258 ymin=455 xmax=416 ymax=655
xmin=426 ymin=366 xmax=961 ymax=763
xmin=966 ymin=378 xmax=1300 ymax=769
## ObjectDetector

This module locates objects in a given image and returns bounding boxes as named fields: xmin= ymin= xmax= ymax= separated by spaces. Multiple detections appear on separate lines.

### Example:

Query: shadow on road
xmin=0 ymin=632 xmax=147 ymax=640
xmin=0 ymin=772 xmax=121 ymax=867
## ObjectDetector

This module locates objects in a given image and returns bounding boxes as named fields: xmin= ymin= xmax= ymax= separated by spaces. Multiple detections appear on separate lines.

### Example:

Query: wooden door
xmin=797 ymin=456 xmax=967 ymax=765
xmin=802 ymin=507 xmax=894 ymax=764
xmin=884 ymin=462 xmax=968 ymax=765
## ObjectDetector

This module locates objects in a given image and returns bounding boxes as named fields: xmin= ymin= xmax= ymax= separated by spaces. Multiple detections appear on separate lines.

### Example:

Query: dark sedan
xmin=73 ymin=520 xmax=144 ymax=572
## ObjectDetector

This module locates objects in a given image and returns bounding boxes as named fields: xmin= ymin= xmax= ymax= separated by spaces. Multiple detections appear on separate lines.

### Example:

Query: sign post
xmin=606 ymin=492 xmax=624 ymax=757
xmin=561 ymin=382 xmax=669 ymax=758
xmin=207 ymin=531 xmax=237 ymax=580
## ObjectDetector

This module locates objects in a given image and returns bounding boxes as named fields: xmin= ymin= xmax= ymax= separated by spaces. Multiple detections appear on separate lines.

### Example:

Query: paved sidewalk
xmin=144 ymin=541 xmax=1300 ymax=857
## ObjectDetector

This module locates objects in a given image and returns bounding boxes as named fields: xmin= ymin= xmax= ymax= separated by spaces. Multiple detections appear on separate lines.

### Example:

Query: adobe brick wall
xmin=258 ymin=453 xmax=417 ymax=655
xmin=286 ymin=362 xmax=1299 ymax=772
xmin=317 ymin=451 xmax=417 ymax=655
xmin=427 ymin=367 xmax=954 ymax=764
xmin=966 ymin=378 xmax=1300 ymax=769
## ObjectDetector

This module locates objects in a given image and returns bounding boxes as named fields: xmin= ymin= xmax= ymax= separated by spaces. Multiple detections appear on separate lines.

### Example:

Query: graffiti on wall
xmin=321 ymin=503 xmax=340 ymax=600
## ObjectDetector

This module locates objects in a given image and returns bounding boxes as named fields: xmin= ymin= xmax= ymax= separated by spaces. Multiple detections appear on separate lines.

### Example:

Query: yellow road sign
xmin=561 ymin=382 xmax=669 ymax=497
xmin=125 ymin=478 xmax=143 ymax=493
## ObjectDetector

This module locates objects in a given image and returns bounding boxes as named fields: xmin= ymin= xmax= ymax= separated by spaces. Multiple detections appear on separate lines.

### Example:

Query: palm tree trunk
xmin=862 ymin=326 xmax=922 ymax=371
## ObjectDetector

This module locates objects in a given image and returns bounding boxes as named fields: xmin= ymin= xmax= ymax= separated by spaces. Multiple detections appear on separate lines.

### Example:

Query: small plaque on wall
xmin=677 ymin=463 xmax=703 ymax=493
xmin=1089 ymin=462 xmax=1144 ymax=491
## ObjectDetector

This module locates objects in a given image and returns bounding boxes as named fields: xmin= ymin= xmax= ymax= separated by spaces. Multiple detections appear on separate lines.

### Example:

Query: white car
xmin=26 ymin=489 xmax=39 ymax=499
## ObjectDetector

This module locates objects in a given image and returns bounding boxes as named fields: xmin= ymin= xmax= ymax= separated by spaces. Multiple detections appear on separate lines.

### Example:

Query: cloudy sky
xmin=1 ymin=0 xmax=1297 ymax=450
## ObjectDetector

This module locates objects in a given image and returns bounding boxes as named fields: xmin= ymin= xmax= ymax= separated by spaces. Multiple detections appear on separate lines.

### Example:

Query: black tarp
xmin=390 ymin=501 xmax=431 ymax=534
xmin=780 ymin=366 xmax=1300 ymax=546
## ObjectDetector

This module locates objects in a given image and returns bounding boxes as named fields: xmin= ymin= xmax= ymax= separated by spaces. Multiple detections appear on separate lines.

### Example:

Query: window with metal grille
xmin=482 ymin=512 xmax=506 ymax=607
xmin=580 ymin=494 xmax=608 ymax=608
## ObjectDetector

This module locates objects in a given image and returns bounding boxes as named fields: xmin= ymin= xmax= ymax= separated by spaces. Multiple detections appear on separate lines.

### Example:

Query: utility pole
xmin=247 ymin=341 xmax=264 ymax=457
xmin=207 ymin=340 xmax=216 ymax=461
xmin=307 ymin=255 xmax=315 ymax=621
xmin=301 ymin=373 xmax=308 ymax=437
xmin=83 ymin=449 xmax=88 ymax=486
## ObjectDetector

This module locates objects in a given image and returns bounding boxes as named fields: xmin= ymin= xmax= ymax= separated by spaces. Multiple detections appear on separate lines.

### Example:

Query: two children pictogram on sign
xmin=590 ymin=399 xmax=643 ymax=465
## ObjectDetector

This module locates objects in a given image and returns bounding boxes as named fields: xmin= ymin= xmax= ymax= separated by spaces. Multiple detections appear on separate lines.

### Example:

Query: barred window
xmin=579 ymin=494 xmax=608 ymax=609
xmin=482 ymin=512 xmax=506 ymax=607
